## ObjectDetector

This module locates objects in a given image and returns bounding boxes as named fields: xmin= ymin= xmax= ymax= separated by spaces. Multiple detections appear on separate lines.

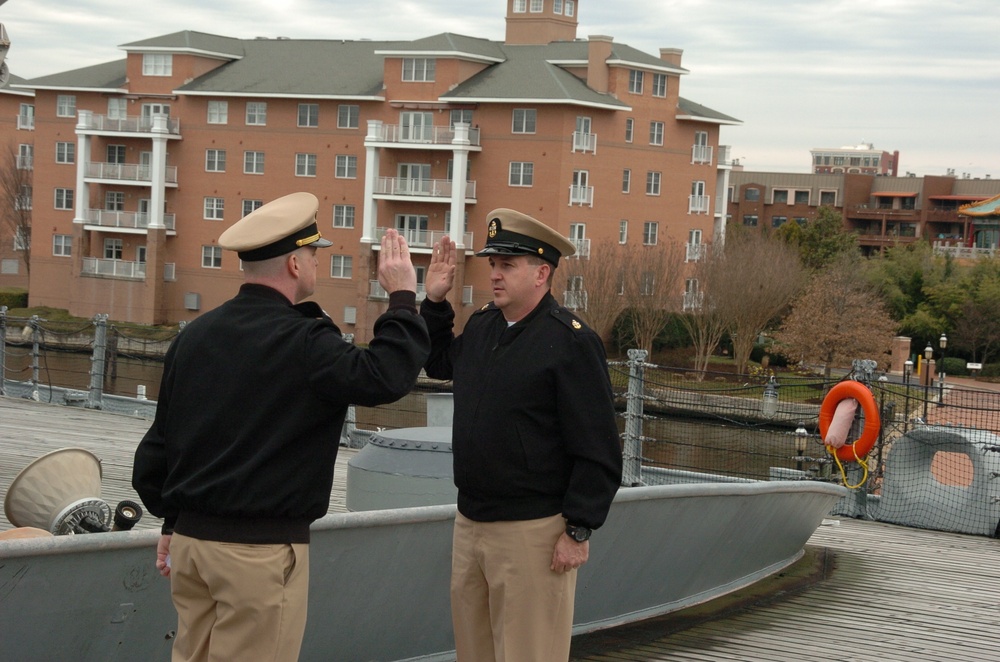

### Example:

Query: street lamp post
xmin=938 ymin=333 xmax=948 ymax=405
xmin=794 ymin=422 xmax=808 ymax=472
xmin=923 ymin=343 xmax=934 ymax=422
xmin=903 ymin=359 xmax=913 ymax=432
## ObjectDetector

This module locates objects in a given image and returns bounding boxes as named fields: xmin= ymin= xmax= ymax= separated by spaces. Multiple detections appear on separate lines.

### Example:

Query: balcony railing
xmin=371 ymin=124 xmax=481 ymax=146
xmin=374 ymin=177 xmax=476 ymax=200
xmin=688 ymin=195 xmax=710 ymax=214
xmin=78 ymin=114 xmax=181 ymax=135
xmin=375 ymin=226 xmax=474 ymax=249
xmin=932 ymin=241 xmax=997 ymax=259
xmin=85 ymin=162 xmax=178 ymax=184
xmin=563 ymin=290 xmax=588 ymax=311
xmin=568 ymin=237 xmax=591 ymax=258
xmin=370 ymin=280 xmax=427 ymax=301
xmin=569 ymin=185 xmax=594 ymax=207
xmin=683 ymin=291 xmax=704 ymax=311
xmin=692 ymin=144 xmax=713 ymax=165
xmin=16 ymin=156 xmax=32 ymax=170
xmin=17 ymin=114 xmax=34 ymax=130
xmin=82 ymin=258 xmax=176 ymax=280
xmin=717 ymin=144 xmax=733 ymax=166
xmin=685 ymin=242 xmax=707 ymax=262
xmin=85 ymin=209 xmax=177 ymax=231
xmin=572 ymin=131 xmax=597 ymax=154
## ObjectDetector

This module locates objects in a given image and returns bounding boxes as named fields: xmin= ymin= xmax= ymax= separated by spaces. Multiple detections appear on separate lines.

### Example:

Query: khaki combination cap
xmin=218 ymin=192 xmax=332 ymax=262
xmin=475 ymin=208 xmax=576 ymax=267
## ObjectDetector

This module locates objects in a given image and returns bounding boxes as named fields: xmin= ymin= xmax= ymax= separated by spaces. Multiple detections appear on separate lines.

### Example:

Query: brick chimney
xmin=505 ymin=0 xmax=579 ymax=45
xmin=587 ymin=35 xmax=613 ymax=94
xmin=659 ymin=47 xmax=683 ymax=68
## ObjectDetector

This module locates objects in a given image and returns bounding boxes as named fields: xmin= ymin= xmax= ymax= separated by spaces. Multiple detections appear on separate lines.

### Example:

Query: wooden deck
xmin=4 ymin=396 xmax=999 ymax=662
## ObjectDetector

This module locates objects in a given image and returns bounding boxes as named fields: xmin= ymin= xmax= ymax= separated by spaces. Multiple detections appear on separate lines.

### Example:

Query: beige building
xmin=2 ymin=1 xmax=739 ymax=340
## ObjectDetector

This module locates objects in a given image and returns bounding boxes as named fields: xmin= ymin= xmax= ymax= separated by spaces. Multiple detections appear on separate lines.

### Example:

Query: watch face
xmin=568 ymin=526 xmax=591 ymax=542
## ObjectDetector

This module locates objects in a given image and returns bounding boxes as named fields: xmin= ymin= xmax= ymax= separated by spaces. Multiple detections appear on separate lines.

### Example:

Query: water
xmin=3 ymin=347 xmax=165 ymax=400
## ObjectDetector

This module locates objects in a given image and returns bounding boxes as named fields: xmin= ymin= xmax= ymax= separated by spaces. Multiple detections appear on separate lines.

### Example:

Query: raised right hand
xmin=378 ymin=229 xmax=418 ymax=294
xmin=425 ymin=236 xmax=457 ymax=303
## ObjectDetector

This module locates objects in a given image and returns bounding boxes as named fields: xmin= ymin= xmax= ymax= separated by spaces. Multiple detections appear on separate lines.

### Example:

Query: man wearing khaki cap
xmin=133 ymin=192 xmax=430 ymax=661
xmin=421 ymin=209 xmax=623 ymax=661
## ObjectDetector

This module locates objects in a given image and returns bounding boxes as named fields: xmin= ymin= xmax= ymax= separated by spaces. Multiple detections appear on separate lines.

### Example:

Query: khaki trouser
xmin=451 ymin=513 xmax=577 ymax=662
xmin=169 ymin=533 xmax=309 ymax=662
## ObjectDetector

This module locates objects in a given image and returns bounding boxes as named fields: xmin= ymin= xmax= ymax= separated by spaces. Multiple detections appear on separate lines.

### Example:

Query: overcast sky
xmin=2 ymin=0 xmax=998 ymax=178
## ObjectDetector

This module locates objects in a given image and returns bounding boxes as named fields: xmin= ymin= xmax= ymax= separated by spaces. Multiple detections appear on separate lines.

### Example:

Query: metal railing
xmin=78 ymin=114 xmax=182 ymax=135
xmin=572 ymin=131 xmax=597 ymax=153
xmin=569 ymin=185 xmax=594 ymax=207
xmin=374 ymin=227 xmax=474 ymax=249
xmin=85 ymin=162 xmax=178 ymax=184
xmin=685 ymin=242 xmax=706 ymax=263
xmin=371 ymin=124 xmax=481 ymax=146
xmin=692 ymin=144 xmax=714 ymax=165
xmin=688 ymin=195 xmax=710 ymax=214
xmin=17 ymin=114 xmax=34 ymax=130
xmin=84 ymin=209 xmax=177 ymax=231
xmin=374 ymin=177 xmax=476 ymax=200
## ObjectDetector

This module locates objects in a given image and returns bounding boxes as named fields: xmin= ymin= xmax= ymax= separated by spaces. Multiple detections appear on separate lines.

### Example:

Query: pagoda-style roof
xmin=959 ymin=193 xmax=1000 ymax=217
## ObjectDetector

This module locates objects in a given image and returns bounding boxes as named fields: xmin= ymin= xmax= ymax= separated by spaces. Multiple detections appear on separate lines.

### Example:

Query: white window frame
xmin=336 ymin=155 xmax=358 ymax=179
xmin=242 ymin=199 xmax=263 ymax=217
xmin=650 ymin=121 xmax=664 ymax=146
xmin=530 ymin=0 xmax=544 ymax=11
xmin=53 ymin=234 xmax=72 ymax=257
xmin=553 ymin=0 xmax=563 ymax=13
xmin=625 ymin=118 xmax=634 ymax=143
xmin=207 ymin=101 xmax=228 ymax=125
xmin=622 ymin=169 xmax=631 ymax=193
xmin=105 ymin=191 xmax=125 ymax=212
xmin=13 ymin=227 xmax=29 ymax=251
xmin=331 ymin=255 xmax=353 ymax=279
xmin=333 ymin=205 xmax=355 ymax=228
xmin=56 ymin=95 xmax=76 ymax=118
xmin=246 ymin=102 xmax=267 ymax=126
xmin=338 ymin=104 xmax=360 ymax=129
xmin=206 ymin=149 xmax=226 ymax=172
xmin=512 ymin=108 xmax=537 ymax=134
xmin=244 ymin=151 xmax=265 ymax=175
xmin=643 ymin=222 xmax=659 ymax=246
xmin=55 ymin=142 xmax=75 ymax=164
xmin=202 ymin=246 xmax=223 ymax=269
xmin=652 ymin=73 xmax=667 ymax=98
xmin=107 ymin=97 xmax=127 ymax=120
xmin=646 ymin=171 xmax=661 ymax=196
xmin=142 ymin=53 xmax=172 ymax=76
xmin=402 ymin=58 xmax=436 ymax=82
xmin=628 ymin=70 xmax=644 ymax=95
xmin=619 ymin=220 xmax=628 ymax=244
xmin=295 ymin=153 xmax=317 ymax=177
xmin=204 ymin=197 xmax=225 ymax=220
xmin=298 ymin=103 xmax=319 ymax=128
xmin=565 ymin=0 xmax=575 ymax=16
xmin=509 ymin=161 xmax=534 ymax=187
xmin=104 ymin=238 xmax=123 ymax=260
xmin=513 ymin=0 xmax=527 ymax=12
xmin=54 ymin=188 xmax=74 ymax=210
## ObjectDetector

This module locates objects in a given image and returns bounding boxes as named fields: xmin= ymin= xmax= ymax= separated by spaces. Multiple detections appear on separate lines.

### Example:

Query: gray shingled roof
xmin=378 ymin=33 xmax=506 ymax=61
xmin=120 ymin=31 xmax=245 ymax=59
xmin=677 ymin=97 xmax=741 ymax=125
xmin=18 ymin=59 xmax=127 ymax=90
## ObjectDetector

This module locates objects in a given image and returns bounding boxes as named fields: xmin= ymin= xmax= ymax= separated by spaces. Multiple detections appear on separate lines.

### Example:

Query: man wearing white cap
xmin=421 ymin=209 xmax=623 ymax=661
xmin=133 ymin=192 xmax=430 ymax=661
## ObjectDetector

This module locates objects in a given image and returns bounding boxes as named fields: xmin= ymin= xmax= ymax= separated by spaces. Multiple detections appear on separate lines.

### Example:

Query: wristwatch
xmin=565 ymin=524 xmax=592 ymax=542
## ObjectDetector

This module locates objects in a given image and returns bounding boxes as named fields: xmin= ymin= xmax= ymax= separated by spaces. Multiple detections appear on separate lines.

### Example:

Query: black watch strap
xmin=566 ymin=524 xmax=592 ymax=542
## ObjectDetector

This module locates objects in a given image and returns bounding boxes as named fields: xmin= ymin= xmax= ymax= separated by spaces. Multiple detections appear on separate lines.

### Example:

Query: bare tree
xmin=619 ymin=239 xmax=685 ymax=354
xmin=678 ymin=246 xmax=730 ymax=378
xmin=0 ymin=141 xmax=32 ymax=275
xmin=561 ymin=238 xmax=631 ymax=343
xmin=776 ymin=256 xmax=898 ymax=378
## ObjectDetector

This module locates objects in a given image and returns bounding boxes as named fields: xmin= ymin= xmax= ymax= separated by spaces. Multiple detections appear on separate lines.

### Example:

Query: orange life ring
xmin=818 ymin=381 xmax=880 ymax=462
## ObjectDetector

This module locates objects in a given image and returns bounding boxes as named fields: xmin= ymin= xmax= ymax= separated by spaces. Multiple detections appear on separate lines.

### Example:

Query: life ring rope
xmin=817 ymin=379 xmax=880 ymax=488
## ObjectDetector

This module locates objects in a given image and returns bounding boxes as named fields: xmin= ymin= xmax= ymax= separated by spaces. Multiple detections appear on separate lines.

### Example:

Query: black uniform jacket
xmin=421 ymin=292 xmax=622 ymax=530
xmin=133 ymin=284 xmax=430 ymax=543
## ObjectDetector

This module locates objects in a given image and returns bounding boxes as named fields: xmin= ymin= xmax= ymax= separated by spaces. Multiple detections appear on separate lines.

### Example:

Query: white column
xmin=362 ymin=119 xmax=382 ymax=243
xmin=73 ymin=111 xmax=93 ymax=225
xmin=450 ymin=122 xmax=471 ymax=249
xmin=148 ymin=114 xmax=169 ymax=229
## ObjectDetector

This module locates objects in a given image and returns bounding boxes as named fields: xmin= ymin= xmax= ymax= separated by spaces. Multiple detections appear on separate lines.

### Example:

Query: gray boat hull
xmin=0 ymin=479 xmax=845 ymax=661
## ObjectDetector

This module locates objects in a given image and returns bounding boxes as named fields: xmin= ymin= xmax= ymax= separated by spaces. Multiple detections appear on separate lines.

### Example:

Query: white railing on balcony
xmin=932 ymin=241 xmax=997 ymax=260
xmin=692 ymin=144 xmax=713 ymax=165
xmin=85 ymin=162 xmax=178 ymax=184
xmin=375 ymin=227 xmax=474 ymax=250
xmin=683 ymin=290 xmax=704 ymax=311
xmin=572 ymin=132 xmax=597 ymax=154
xmin=78 ymin=114 xmax=181 ymax=135
xmin=85 ymin=209 xmax=177 ymax=231
xmin=688 ymin=195 xmax=710 ymax=214
xmin=82 ymin=258 xmax=146 ymax=279
xmin=569 ymin=185 xmax=594 ymax=207
xmin=370 ymin=280 xmax=427 ymax=302
xmin=374 ymin=177 xmax=476 ymax=200
xmin=17 ymin=114 xmax=34 ymax=130
xmin=685 ymin=242 xmax=707 ymax=263
xmin=16 ymin=156 xmax=32 ymax=170
xmin=717 ymin=144 xmax=733 ymax=166
xmin=563 ymin=290 xmax=588 ymax=311
xmin=569 ymin=237 xmax=591 ymax=258
xmin=373 ymin=124 xmax=481 ymax=146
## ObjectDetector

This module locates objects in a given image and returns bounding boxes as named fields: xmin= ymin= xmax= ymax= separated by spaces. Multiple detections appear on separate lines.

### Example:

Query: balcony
xmin=683 ymin=290 xmax=704 ymax=311
xmin=692 ymin=144 xmax=714 ymax=165
xmin=572 ymin=131 xmax=597 ymax=154
xmin=933 ymin=241 xmax=997 ymax=260
xmin=563 ymin=290 xmax=588 ymax=311
xmin=568 ymin=237 xmax=590 ymax=258
xmin=16 ymin=155 xmax=32 ymax=170
xmin=375 ymin=227 xmax=474 ymax=251
xmin=77 ymin=113 xmax=181 ymax=136
xmin=84 ymin=209 xmax=177 ymax=232
xmin=17 ymin=114 xmax=34 ymax=130
xmin=373 ymin=177 xmax=476 ymax=201
xmin=849 ymin=204 xmax=918 ymax=220
xmin=85 ymin=162 xmax=178 ymax=185
xmin=685 ymin=242 xmax=706 ymax=262
xmin=82 ymin=258 xmax=176 ymax=280
xmin=688 ymin=195 xmax=710 ymax=214
xmin=369 ymin=124 xmax=481 ymax=148
xmin=569 ymin=185 xmax=594 ymax=207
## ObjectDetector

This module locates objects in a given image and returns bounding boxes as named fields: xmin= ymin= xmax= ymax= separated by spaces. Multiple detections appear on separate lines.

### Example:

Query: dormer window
xmin=142 ymin=53 xmax=173 ymax=76
xmin=402 ymin=58 xmax=435 ymax=82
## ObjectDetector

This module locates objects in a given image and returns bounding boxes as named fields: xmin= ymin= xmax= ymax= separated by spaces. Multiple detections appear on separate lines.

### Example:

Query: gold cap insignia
xmin=488 ymin=219 xmax=499 ymax=238
xmin=572 ymin=320 xmax=582 ymax=329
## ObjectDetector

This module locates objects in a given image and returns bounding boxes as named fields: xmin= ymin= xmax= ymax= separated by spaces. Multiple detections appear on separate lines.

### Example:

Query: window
xmin=333 ymin=205 xmax=355 ymax=228
xmin=107 ymin=97 xmax=127 ymax=120
xmin=107 ymin=145 xmax=126 ymax=164
xmin=53 ymin=234 xmax=72 ymax=257
xmin=202 ymin=246 xmax=223 ymax=269
xmin=530 ymin=0 xmax=543 ymax=11
xmin=242 ymin=199 xmax=263 ymax=217
xmin=105 ymin=191 xmax=125 ymax=211
xmin=56 ymin=142 xmax=75 ymax=164
xmin=820 ymin=190 xmax=837 ymax=206
xmin=16 ymin=144 xmax=32 ymax=170
xmin=14 ymin=227 xmax=28 ymax=251
xmin=643 ymin=221 xmax=658 ymax=246
xmin=331 ymin=255 xmax=353 ymax=279
xmin=622 ymin=169 xmax=631 ymax=193
xmin=246 ymin=102 xmax=267 ymax=126
xmin=512 ymin=108 xmax=536 ymax=134
xmin=640 ymin=272 xmax=655 ymax=296
xmin=206 ymin=149 xmax=226 ymax=172
xmin=104 ymin=238 xmax=123 ymax=260
xmin=18 ymin=103 xmax=34 ymax=130
xmin=244 ymin=151 xmax=265 ymax=175
xmin=401 ymin=111 xmax=433 ymax=142
xmin=652 ymin=73 xmax=667 ymax=98
xmin=450 ymin=109 xmax=473 ymax=128
xmin=296 ymin=153 xmax=317 ymax=177
xmin=509 ymin=162 xmax=534 ymax=187
xmin=553 ymin=0 xmax=563 ymax=12
xmin=745 ymin=188 xmax=760 ymax=202
xmin=54 ymin=188 xmax=74 ymax=210
xmin=624 ymin=118 xmax=634 ymax=143
xmin=142 ymin=53 xmax=172 ymax=76
xmin=794 ymin=190 xmax=810 ymax=205
xmin=565 ymin=0 xmax=575 ymax=16
xmin=649 ymin=121 xmax=664 ymax=146
xmin=771 ymin=216 xmax=787 ymax=228
xmin=338 ymin=104 xmax=360 ymax=129
xmin=207 ymin=101 xmax=228 ymax=124
xmin=15 ymin=185 xmax=31 ymax=210
xmin=402 ymin=58 xmax=436 ymax=82
xmin=336 ymin=155 xmax=358 ymax=179
xmin=628 ymin=70 xmax=644 ymax=94
xmin=690 ymin=180 xmax=707 ymax=213
xmin=56 ymin=95 xmax=76 ymax=118
xmin=743 ymin=215 xmax=759 ymax=227
xmin=513 ymin=0 xmax=527 ymax=11
xmin=204 ymin=197 xmax=225 ymax=220
xmin=646 ymin=171 xmax=661 ymax=196
xmin=773 ymin=189 xmax=789 ymax=204
xmin=298 ymin=103 xmax=319 ymax=128
xmin=619 ymin=220 xmax=628 ymax=244
xmin=794 ymin=217 xmax=809 ymax=226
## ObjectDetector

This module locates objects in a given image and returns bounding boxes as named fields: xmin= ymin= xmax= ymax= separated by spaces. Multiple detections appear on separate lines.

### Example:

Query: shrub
xmin=939 ymin=356 xmax=969 ymax=377
xmin=981 ymin=363 xmax=1000 ymax=378
xmin=0 ymin=288 xmax=28 ymax=309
